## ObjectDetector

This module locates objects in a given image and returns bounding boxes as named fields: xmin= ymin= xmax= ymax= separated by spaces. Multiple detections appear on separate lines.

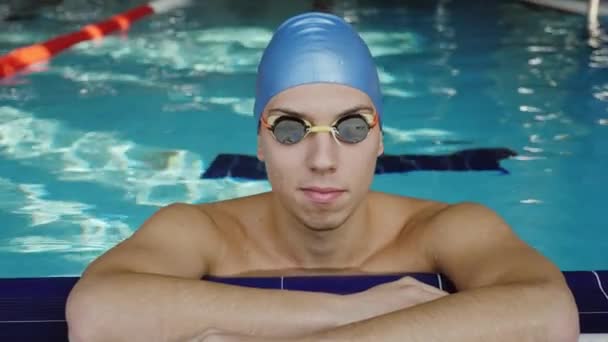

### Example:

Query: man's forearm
xmin=305 ymin=281 xmax=579 ymax=342
xmin=66 ymin=272 xmax=343 ymax=342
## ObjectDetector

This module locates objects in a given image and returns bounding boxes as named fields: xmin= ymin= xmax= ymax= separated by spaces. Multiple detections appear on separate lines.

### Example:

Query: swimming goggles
xmin=261 ymin=112 xmax=379 ymax=145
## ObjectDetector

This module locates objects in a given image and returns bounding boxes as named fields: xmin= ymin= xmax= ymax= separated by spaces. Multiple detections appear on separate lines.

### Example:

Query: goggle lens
xmin=334 ymin=115 xmax=370 ymax=143
xmin=270 ymin=114 xmax=373 ymax=145
xmin=272 ymin=116 xmax=308 ymax=145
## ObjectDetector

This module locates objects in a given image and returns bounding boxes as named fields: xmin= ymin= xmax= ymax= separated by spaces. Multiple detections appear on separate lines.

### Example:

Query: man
xmin=66 ymin=12 xmax=579 ymax=342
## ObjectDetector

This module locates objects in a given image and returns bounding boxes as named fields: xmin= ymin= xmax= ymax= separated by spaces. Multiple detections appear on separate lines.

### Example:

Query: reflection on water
xmin=0 ymin=106 xmax=270 ymax=207
xmin=0 ymin=177 xmax=130 ymax=264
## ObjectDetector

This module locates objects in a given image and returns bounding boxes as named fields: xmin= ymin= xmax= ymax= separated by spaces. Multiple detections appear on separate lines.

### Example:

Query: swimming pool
xmin=0 ymin=0 xmax=607 ymax=280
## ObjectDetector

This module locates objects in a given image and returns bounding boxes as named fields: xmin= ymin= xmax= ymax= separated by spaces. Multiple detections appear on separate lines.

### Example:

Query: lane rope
xmin=0 ymin=0 xmax=190 ymax=79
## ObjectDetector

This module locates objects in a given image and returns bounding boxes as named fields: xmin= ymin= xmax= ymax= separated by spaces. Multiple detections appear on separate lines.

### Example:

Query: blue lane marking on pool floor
xmin=201 ymin=147 xmax=517 ymax=180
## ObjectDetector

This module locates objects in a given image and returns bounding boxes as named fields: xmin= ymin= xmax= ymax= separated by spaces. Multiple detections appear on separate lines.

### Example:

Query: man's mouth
xmin=300 ymin=187 xmax=346 ymax=204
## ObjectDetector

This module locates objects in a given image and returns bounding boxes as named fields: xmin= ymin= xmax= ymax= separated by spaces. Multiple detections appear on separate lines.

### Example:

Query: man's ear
xmin=257 ymin=134 xmax=265 ymax=161
xmin=377 ymin=131 xmax=384 ymax=157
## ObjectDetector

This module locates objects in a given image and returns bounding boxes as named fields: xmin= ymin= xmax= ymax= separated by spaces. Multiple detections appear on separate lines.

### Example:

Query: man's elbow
xmin=544 ymin=282 xmax=580 ymax=342
xmin=65 ymin=282 xmax=110 ymax=342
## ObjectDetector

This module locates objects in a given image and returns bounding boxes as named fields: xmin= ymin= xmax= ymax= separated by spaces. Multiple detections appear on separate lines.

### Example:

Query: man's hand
xmin=186 ymin=328 xmax=240 ymax=342
xmin=187 ymin=328 xmax=282 ymax=342
xmin=338 ymin=276 xmax=449 ymax=325
xmin=188 ymin=277 xmax=448 ymax=342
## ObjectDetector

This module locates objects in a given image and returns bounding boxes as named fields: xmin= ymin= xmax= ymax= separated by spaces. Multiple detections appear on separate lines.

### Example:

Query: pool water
xmin=0 ymin=0 xmax=606 ymax=277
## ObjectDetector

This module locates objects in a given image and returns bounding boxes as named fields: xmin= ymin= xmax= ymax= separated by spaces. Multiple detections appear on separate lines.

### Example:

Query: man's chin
xmin=302 ymin=223 xmax=342 ymax=233
xmin=298 ymin=209 xmax=348 ymax=232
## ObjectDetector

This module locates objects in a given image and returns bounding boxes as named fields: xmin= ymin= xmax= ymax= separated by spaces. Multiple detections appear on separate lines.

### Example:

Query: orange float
xmin=0 ymin=0 xmax=189 ymax=79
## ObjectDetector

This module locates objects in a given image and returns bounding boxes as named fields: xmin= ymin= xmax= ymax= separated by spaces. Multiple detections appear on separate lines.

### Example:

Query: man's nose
xmin=305 ymin=130 xmax=339 ymax=174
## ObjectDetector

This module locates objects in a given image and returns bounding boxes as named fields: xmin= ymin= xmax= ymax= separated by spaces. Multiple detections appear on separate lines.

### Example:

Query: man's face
xmin=257 ymin=83 xmax=384 ymax=231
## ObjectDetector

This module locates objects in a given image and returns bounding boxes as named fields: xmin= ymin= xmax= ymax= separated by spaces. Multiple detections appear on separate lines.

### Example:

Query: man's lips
xmin=301 ymin=187 xmax=345 ymax=193
xmin=300 ymin=187 xmax=346 ymax=204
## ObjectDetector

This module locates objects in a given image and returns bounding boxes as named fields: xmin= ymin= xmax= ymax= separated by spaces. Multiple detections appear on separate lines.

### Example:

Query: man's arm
xmin=296 ymin=202 xmax=579 ymax=342
xmin=66 ymin=203 xmax=349 ymax=342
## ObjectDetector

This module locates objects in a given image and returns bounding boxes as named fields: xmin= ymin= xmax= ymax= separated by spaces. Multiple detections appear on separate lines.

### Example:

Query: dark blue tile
xmin=1 ymin=272 xmax=607 ymax=337
xmin=577 ymin=270 xmax=608 ymax=332
xmin=579 ymin=313 xmax=608 ymax=334
xmin=596 ymin=270 xmax=608 ymax=300
xmin=439 ymin=274 xmax=457 ymax=293
xmin=203 ymin=276 xmax=282 ymax=290
xmin=564 ymin=271 xmax=608 ymax=313
xmin=0 ymin=322 xmax=68 ymax=341
xmin=0 ymin=294 xmax=68 ymax=321
xmin=283 ymin=274 xmax=402 ymax=295
xmin=406 ymin=273 xmax=444 ymax=288
xmin=283 ymin=273 xmax=442 ymax=295
xmin=0 ymin=277 xmax=78 ymax=321
xmin=0 ymin=277 xmax=77 ymax=297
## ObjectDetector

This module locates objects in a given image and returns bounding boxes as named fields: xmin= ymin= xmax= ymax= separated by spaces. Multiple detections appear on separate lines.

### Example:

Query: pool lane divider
xmin=0 ymin=0 xmax=191 ymax=79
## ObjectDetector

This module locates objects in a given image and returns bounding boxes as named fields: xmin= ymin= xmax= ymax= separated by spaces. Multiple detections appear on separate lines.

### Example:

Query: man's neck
xmin=268 ymin=192 xmax=374 ymax=269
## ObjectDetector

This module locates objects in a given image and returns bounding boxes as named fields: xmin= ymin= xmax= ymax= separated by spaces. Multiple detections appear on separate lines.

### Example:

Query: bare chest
xmin=208 ymin=228 xmax=435 ymax=277
xmin=204 ymin=193 xmax=439 ymax=278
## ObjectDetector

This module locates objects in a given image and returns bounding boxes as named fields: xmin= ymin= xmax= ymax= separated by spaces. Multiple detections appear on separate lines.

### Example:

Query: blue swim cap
xmin=254 ymin=12 xmax=383 ymax=127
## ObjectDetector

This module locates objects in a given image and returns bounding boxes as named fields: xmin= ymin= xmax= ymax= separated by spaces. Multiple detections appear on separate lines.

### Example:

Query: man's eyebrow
xmin=267 ymin=105 xmax=374 ymax=120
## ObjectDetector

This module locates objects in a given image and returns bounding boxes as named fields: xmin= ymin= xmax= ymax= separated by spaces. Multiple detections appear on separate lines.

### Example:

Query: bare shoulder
xmin=368 ymin=191 xmax=449 ymax=233
xmin=369 ymin=191 xmax=447 ymax=217
xmin=82 ymin=202 xmax=227 ymax=280
xmin=371 ymin=195 xmax=563 ymax=289
xmin=427 ymin=201 xmax=503 ymax=226
xmin=417 ymin=201 xmax=563 ymax=289
xmin=419 ymin=201 xmax=517 ymax=260
xmin=422 ymin=201 xmax=518 ymax=248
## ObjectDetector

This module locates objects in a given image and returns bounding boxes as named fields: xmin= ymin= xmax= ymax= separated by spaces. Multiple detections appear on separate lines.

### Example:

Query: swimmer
xmin=66 ymin=12 xmax=579 ymax=342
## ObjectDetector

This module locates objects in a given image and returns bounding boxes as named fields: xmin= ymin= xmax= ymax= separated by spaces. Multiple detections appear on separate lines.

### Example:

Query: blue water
xmin=0 ymin=0 xmax=607 ymax=277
